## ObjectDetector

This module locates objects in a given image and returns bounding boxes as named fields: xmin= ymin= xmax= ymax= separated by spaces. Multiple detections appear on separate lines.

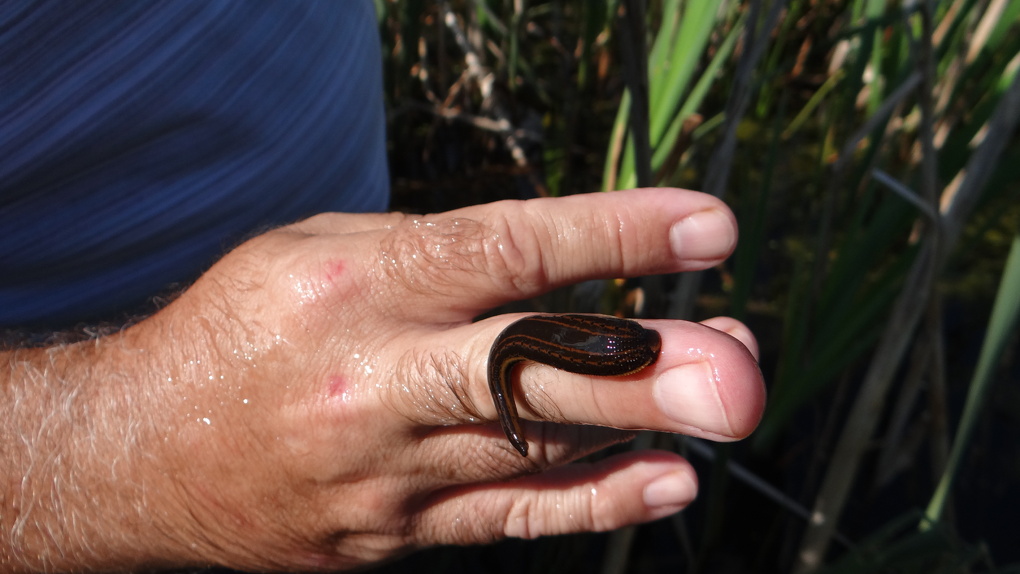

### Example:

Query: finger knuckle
xmin=504 ymin=497 xmax=540 ymax=539
xmin=390 ymin=348 xmax=480 ymax=426
xmin=375 ymin=204 xmax=548 ymax=300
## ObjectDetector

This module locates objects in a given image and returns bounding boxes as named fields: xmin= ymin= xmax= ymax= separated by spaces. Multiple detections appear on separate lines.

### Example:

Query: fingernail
xmin=669 ymin=209 xmax=736 ymax=261
xmin=653 ymin=362 xmax=732 ymax=436
xmin=643 ymin=471 xmax=697 ymax=510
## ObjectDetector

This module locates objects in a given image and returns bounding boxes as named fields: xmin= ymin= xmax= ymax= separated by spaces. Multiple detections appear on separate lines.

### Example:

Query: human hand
xmin=2 ymin=188 xmax=764 ymax=572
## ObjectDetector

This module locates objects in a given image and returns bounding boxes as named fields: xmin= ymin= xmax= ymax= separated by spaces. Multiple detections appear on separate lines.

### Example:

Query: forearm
xmin=1 ymin=334 xmax=191 ymax=572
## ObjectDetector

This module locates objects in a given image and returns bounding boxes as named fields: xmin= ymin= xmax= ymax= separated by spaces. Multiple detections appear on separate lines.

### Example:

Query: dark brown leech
xmin=487 ymin=314 xmax=661 ymax=456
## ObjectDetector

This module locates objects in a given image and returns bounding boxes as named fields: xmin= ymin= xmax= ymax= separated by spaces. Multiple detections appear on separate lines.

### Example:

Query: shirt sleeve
xmin=0 ymin=0 xmax=390 ymax=329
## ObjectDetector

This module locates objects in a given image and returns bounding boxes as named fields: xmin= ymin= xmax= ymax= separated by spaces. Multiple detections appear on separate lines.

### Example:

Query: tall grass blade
xmin=650 ymin=14 xmax=744 ymax=173
xmin=924 ymin=233 xmax=1020 ymax=528
xmin=606 ymin=0 xmax=733 ymax=191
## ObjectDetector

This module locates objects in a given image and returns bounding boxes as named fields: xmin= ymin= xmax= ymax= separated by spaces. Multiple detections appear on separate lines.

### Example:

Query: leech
xmin=486 ymin=314 xmax=661 ymax=456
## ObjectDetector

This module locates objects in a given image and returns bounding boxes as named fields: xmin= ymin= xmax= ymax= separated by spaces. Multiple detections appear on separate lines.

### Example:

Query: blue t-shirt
xmin=0 ymin=0 xmax=390 ymax=329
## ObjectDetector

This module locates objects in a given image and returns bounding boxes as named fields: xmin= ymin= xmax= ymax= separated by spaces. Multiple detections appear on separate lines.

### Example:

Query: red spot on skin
xmin=324 ymin=259 xmax=346 ymax=284
xmin=327 ymin=375 xmax=348 ymax=398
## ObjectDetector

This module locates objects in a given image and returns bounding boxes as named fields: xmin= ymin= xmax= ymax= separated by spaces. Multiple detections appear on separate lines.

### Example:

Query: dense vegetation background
xmin=375 ymin=1 xmax=1020 ymax=572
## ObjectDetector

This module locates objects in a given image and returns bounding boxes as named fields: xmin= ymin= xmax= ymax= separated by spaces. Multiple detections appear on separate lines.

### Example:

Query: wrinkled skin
xmin=1 ymin=188 xmax=765 ymax=572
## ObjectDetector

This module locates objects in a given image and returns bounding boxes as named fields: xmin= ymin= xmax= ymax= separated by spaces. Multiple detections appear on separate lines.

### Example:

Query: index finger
xmin=372 ymin=188 xmax=737 ymax=319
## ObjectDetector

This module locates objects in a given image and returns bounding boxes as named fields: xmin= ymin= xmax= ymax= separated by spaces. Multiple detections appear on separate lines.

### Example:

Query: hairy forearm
xmin=1 ymin=334 xmax=190 ymax=572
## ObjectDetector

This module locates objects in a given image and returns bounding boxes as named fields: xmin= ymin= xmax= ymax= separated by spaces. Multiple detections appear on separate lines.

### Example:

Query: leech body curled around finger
xmin=487 ymin=314 xmax=662 ymax=457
